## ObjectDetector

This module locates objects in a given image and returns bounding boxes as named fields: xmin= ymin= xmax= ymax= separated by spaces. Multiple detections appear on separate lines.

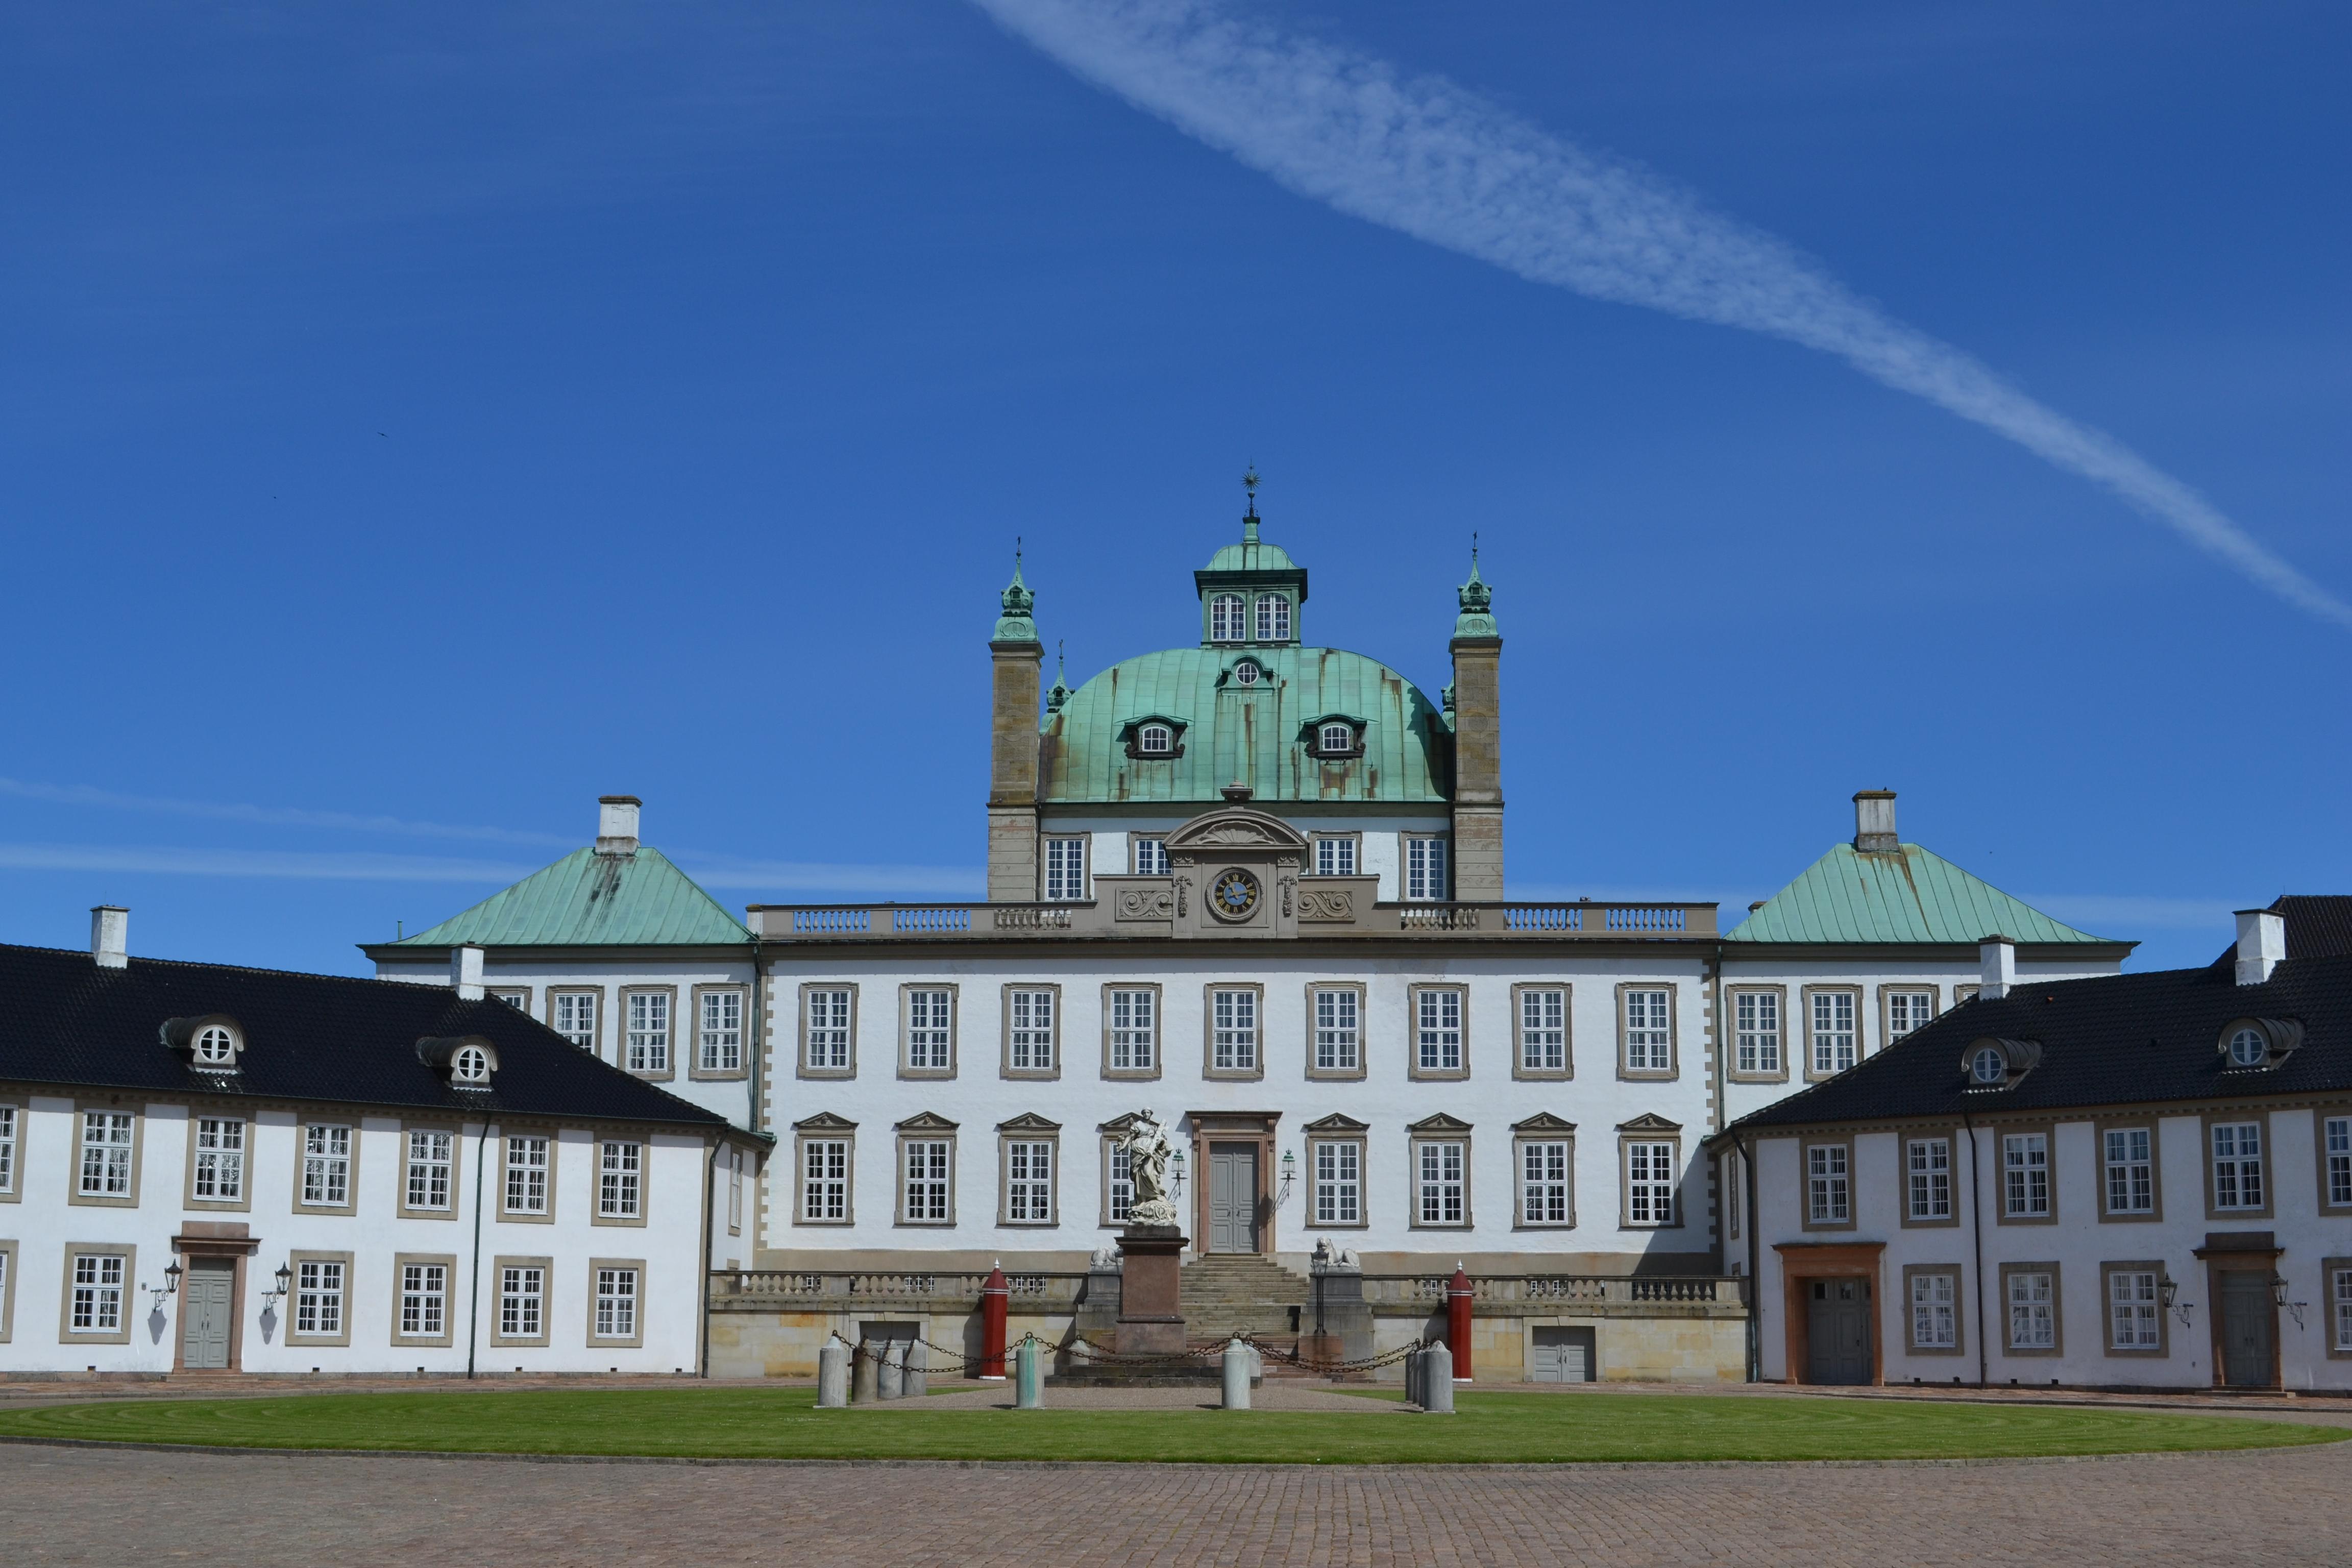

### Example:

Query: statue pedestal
xmin=1114 ymin=1224 xmax=1188 ymax=1356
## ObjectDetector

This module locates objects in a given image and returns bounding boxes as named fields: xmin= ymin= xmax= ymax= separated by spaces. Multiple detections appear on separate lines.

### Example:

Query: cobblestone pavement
xmin=8 ymin=1435 xmax=2352 ymax=1566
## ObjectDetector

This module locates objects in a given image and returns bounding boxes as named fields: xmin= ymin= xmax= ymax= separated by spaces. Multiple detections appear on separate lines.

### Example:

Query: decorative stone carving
xmin=1116 ymin=1110 xmax=1180 ymax=1226
xmin=1297 ymin=888 xmax=1356 ymax=922
xmin=1115 ymin=888 xmax=1175 ymax=920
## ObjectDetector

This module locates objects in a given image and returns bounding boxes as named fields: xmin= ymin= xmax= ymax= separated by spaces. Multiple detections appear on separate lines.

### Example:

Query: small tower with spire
xmin=1448 ymin=536 xmax=1505 ymax=901
xmin=987 ymin=543 xmax=1044 ymax=901
xmin=1194 ymin=467 xmax=1308 ymax=648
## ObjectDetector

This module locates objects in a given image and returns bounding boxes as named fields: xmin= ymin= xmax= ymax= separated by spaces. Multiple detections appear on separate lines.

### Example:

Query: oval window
xmin=1318 ymin=723 xmax=1353 ymax=754
xmin=1234 ymin=662 xmax=1260 ymax=686
xmin=193 ymin=1025 xmax=236 ymax=1064
xmin=1138 ymin=724 xmax=1173 ymax=755
xmin=1968 ymin=1045 xmax=2005 ymax=1085
xmin=452 ymin=1044 xmax=492 ymax=1084
xmin=2228 ymin=1026 xmax=2267 ymax=1067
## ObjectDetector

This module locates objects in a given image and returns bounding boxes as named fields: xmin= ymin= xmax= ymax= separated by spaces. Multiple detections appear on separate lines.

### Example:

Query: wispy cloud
xmin=2016 ymin=893 xmax=2238 ymax=933
xmin=0 ymin=777 xmax=573 ymax=848
xmin=0 ymin=842 xmax=536 ymax=884
xmin=670 ymin=856 xmax=986 ymax=897
xmin=971 ymin=0 xmax=2352 ymax=630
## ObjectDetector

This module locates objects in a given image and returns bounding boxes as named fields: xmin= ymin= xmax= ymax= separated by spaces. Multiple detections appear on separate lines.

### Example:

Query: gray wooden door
xmin=1530 ymin=1325 xmax=1595 ymax=1382
xmin=2219 ymin=1270 xmax=2276 ymax=1387
xmin=182 ymin=1260 xmax=234 ymax=1370
xmin=1208 ymin=1144 xmax=1258 ymax=1253
xmin=1805 ymin=1278 xmax=1872 ymax=1385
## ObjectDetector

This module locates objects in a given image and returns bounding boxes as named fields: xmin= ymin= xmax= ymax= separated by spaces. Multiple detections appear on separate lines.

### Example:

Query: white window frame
xmin=498 ymin=1263 xmax=546 ymax=1341
xmin=1806 ymin=1142 xmax=1851 ymax=1226
xmin=1808 ymin=989 xmax=1858 ymax=1077
xmin=1131 ymin=838 xmax=1169 ymax=875
xmin=302 ymin=1123 xmax=353 ymax=1209
xmin=1312 ymin=835 xmax=1357 ymax=876
xmin=594 ymin=1266 xmax=640 ymax=1340
xmin=2006 ymin=1267 xmax=2058 ymax=1352
xmin=1906 ymin=1137 xmax=1952 ymax=1222
xmin=1910 ymin=1270 xmax=1958 ymax=1350
xmin=1005 ymin=988 xmax=1057 ymax=1075
xmin=1414 ymin=1139 xmax=1467 ymax=1227
xmin=1403 ymin=835 xmax=1449 ymax=901
xmin=900 ymin=1137 xmax=952 ymax=1225
xmin=504 ymin=1135 xmax=551 ymax=1217
xmin=68 ymin=1252 xmax=127 ymax=1334
xmin=295 ymin=1259 xmax=346 ymax=1338
xmin=1106 ymin=986 xmax=1158 ymax=1074
xmin=2326 ymin=1115 xmax=2352 ymax=1209
xmin=624 ymin=990 xmax=671 ymax=1074
xmin=191 ymin=1116 xmax=245 ymax=1203
xmin=78 ymin=1111 xmax=134 ymax=1198
xmin=1312 ymin=986 xmax=1361 ymax=1075
xmin=0 ymin=1104 xmax=15 ymax=1195
xmin=1209 ymin=593 xmax=1246 ymax=642
xmin=798 ymin=1137 xmax=850 ymax=1223
xmin=2002 ymin=1132 xmax=2050 ymax=1219
xmin=1515 ymin=986 xmax=1568 ymax=1076
xmin=598 ymin=1139 xmax=644 ymax=1220
xmin=1255 ymin=593 xmax=1291 ymax=642
xmin=1136 ymin=723 xmax=1174 ymax=755
xmin=1733 ymin=989 xmax=1782 ymax=1077
xmin=1317 ymin=722 xmax=1352 ymax=754
xmin=404 ymin=1129 xmax=455 ymax=1214
xmin=1002 ymin=1139 xmax=1056 ymax=1226
xmin=2211 ymin=1121 xmax=2265 ymax=1212
xmin=1106 ymin=1138 xmax=1134 ymax=1226
xmin=399 ymin=1261 xmax=448 ymax=1339
xmin=697 ymin=989 xmax=744 ymax=1075
xmin=801 ymin=986 xmax=854 ymax=1075
xmin=2333 ymin=1264 xmax=2352 ymax=1354
xmin=1624 ymin=1140 xmax=1678 ymax=1228
xmin=1620 ymin=988 xmax=1672 ymax=1076
xmin=902 ymin=987 xmax=954 ymax=1074
xmin=1313 ymin=1138 xmax=1363 ymax=1226
xmin=2103 ymin=1126 xmax=2155 ymax=1216
xmin=1043 ymin=837 xmax=1088 ymax=902
xmin=1412 ymin=985 xmax=1465 ymax=1077
xmin=1209 ymin=987 xmax=1259 ymax=1074
xmin=1885 ymin=988 xmax=1937 ymax=1041
xmin=2107 ymin=1267 xmax=2162 ymax=1351
xmin=550 ymin=989 xmax=600 ymax=1053
xmin=1518 ymin=1139 xmax=1572 ymax=1227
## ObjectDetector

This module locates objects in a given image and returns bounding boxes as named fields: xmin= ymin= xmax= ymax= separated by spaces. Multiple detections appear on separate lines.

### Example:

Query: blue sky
xmin=4 ymin=1 xmax=2346 ymax=976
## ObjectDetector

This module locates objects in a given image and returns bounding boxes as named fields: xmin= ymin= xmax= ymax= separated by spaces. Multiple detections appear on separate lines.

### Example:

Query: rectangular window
xmin=1132 ymin=837 xmax=1169 ymax=875
xmin=1314 ymin=1141 xmax=1362 ymax=1224
xmin=1007 ymin=989 xmax=1056 ymax=1073
xmin=2002 ymin=1132 xmax=2049 ymax=1218
xmin=1520 ymin=1140 xmax=1571 ymax=1226
xmin=192 ymin=1116 xmax=244 ymax=1202
xmin=0 ymin=1104 xmax=16 ymax=1193
xmin=504 ymin=1136 xmax=550 ymax=1216
xmin=490 ymin=988 xmax=530 ymax=1011
xmin=803 ymin=988 xmax=853 ymax=1072
xmin=1910 ymin=1272 xmax=1957 ymax=1350
xmin=1807 ymin=1143 xmax=1850 ymax=1224
xmin=1415 ymin=988 xmax=1464 ymax=1074
xmin=2212 ymin=1122 xmax=2265 ymax=1211
xmin=295 ymin=1260 xmax=345 ymax=1337
xmin=2334 ymin=1267 xmax=2352 ymax=1353
xmin=599 ymin=1140 xmax=643 ymax=1219
xmin=1211 ymin=988 xmax=1258 ymax=1072
xmin=2329 ymin=1117 xmax=2352 ymax=1208
xmin=1622 ymin=989 xmax=1671 ymax=1074
xmin=1416 ymin=1141 xmax=1466 ymax=1226
xmin=1313 ymin=988 xmax=1361 ymax=1073
xmin=1256 ymin=594 xmax=1290 ymax=641
xmin=1734 ymin=991 xmax=1781 ymax=1075
xmin=1404 ymin=836 xmax=1449 ymax=901
xmin=1313 ymin=836 xmax=1357 ymax=876
xmin=78 ymin=1111 xmax=134 ymax=1197
xmin=1005 ymin=1140 xmax=1054 ymax=1223
xmin=698 ymin=991 xmax=743 ymax=1073
xmin=1043 ymin=837 xmax=1088 ymax=902
xmin=1107 ymin=1140 xmax=1134 ymax=1224
xmin=595 ymin=1267 xmax=639 ymax=1340
xmin=400 ymin=1262 xmax=447 ymax=1338
xmin=728 ymin=1151 xmax=744 ymax=1231
xmin=499 ymin=1265 xmax=545 ymax=1339
xmin=2108 ymin=1269 xmax=2161 ymax=1350
xmin=303 ymin=1124 xmax=352 ymax=1207
xmin=1517 ymin=988 xmax=1567 ymax=1074
xmin=1809 ymin=991 xmax=1857 ymax=1076
xmin=1907 ymin=1138 xmax=1952 ymax=1221
xmin=1726 ymin=1155 xmax=1743 ymax=1238
xmin=904 ymin=988 xmax=953 ymax=1072
xmin=624 ymin=991 xmax=671 ymax=1073
xmin=2006 ymin=1269 xmax=2056 ymax=1350
xmin=69 ymin=1253 xmax=125 ymax=1332
xmin=800 ymin=1139 xmax=848 ymax=1222
xmin=1885 ymin=989 xmax=1937 ymax=1041
xmin=1108 ymin=988 xmax=1157 ymax=1072
xmin=2104 ymin=1128 xmax=2154 ymax=1215
xmin=405 ymin=1130 xmax=454 ymax=1212
xmin=1626 ymin=1141 xmax=1677 ymax=1226
xmin=551 ymin=990 xmax=599 ymax=1051
xmin=902 ymin=1139 xmax=951 ymax=1222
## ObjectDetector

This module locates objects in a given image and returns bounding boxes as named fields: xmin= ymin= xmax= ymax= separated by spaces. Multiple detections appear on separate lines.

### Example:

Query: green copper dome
xmin=1201 ymin=531 xmax=1300 ymax=574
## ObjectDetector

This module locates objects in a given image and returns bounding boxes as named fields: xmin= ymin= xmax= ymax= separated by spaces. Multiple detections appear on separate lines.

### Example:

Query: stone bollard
xmin=877 ymin=1340 xmax=904 ymax=1401
xmin=1015 ymin=1338 xmax=1044 ymax=1409
xmin=1405 ymin=1340 xmax=1425 ymax=1408
xmin=1221 ymin=1338 xmax=1252 ymax=1410
xmin=1419 ymin=1345 xmax=1455 ymax=1414
xmin=816 ymin=1341 xmax=851 ymax=1409
xmin=851 ymin=1339 xmax=878 ymax=1404
xmin=903 ymin=1339 xmax=927 ymax=1400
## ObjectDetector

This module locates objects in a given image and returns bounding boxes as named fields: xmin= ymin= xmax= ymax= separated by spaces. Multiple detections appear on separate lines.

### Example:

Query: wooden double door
xmin=181 ymin=1259 xmax=236 ymax=1370
xmin=1804 ymin=1277 xmax=1873 ymax=1385
xmin=2218 ymin=1270 xmax=2278 ymax=1388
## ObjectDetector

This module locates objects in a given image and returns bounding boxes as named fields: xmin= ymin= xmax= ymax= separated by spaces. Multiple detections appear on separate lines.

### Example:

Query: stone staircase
xmin=1181 ymin=1255 xmax=1312 ymax=1360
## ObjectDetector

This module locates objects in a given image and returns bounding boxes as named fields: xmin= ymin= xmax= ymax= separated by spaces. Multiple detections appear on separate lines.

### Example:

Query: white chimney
xmin=2234 ymin=909 xmax=2286 ymax=987
xmin=1979 ymin=935 xmax=2016 ymax=1001
xmin=450 ymin=944 xmax=486 ymax=1000
xmin=1853 ymin=790 xmax=1898 ymax=853
xmin=90 ymin=905 xmax=128 ymax=969
xmin=595 ymin=795 xmax=642 ymax=856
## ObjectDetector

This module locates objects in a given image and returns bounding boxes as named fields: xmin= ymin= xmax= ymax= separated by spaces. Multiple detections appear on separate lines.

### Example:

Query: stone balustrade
xmin=743 ymin=898 xmax=1716 ymax=942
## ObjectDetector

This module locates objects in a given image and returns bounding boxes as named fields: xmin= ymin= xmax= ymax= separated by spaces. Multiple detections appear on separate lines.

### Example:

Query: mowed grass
xmin=0 ymin=1387 xmax=2337 ymax=1464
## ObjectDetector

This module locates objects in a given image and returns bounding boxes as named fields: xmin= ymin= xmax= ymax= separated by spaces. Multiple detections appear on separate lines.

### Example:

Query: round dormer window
xmin=452 ymin=1044 xmax=492 ymax=1084
xmin=1234 ymin=662 xmax=1260 ymax=687
xmin=1968 ymin=1045 xmax=2005 ymax=1085
xmin=1138 ymin=723 xmax=1174 ymax=755
xmin=192 ymin=1025 xmax=236 ymax=1066
xmin=2227 ymin=1026 xmax=2267 ymax=1067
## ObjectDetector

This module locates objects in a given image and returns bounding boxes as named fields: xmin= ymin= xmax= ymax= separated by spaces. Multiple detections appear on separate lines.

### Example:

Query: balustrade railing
xmin=748 ymin=898 xmax=1713 ymax=940
xmin=1368 ymin=1274 xmax=1737 ymax=1309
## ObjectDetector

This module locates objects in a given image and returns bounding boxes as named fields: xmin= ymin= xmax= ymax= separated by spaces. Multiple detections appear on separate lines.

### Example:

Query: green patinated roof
xmin=389 ymin=847 xmax=752 ymax=949
xmin=1040 ymin=646 xmax=1449 ymax=805
xmin=1726 ymin=843 xmax=2117 ymax=946
xmin=1202 ymin=536 xmax=1300 ymax=574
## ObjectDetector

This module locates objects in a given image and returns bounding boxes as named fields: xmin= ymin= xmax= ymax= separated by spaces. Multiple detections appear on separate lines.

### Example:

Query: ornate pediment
xmin=1302 ymin=1112 xmax=1371 ymax=1135
xmin=1164 ymin=805 xmax=1310 ymax=853
xmin=894 ymin=1111 xmax=959 ymax=1133
xmin=1512 ymin=1112 xmax=1578 ymax=1134
xmin=997 ymin=1112 xmax=1063 ymax=1134
xmin=1407 ymin=1112 xmax=1473 ymax=1135
xmin=793 ymin=1111 xmax=857 ymax=1132
xmin=1615 ymin=1112 xmax=1683 ymax=1134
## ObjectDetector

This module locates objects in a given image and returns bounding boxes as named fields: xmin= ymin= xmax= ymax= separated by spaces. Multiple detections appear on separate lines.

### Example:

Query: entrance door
xmin=2219 ymin=1270 xmax=2277 ymax=1388
xmin=181 ymin=1259 xmax=235 ymax=1370
xmin=1207 ymin=1144 xmax=1259 ymax=1253
xmin=1531 ymin=1325 xmax=1596 ymax=1382
xmin=1805 ymin=1278 xmax=1872 ymax=1385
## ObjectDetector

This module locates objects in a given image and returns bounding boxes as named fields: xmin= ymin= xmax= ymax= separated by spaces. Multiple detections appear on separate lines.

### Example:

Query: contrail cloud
xmin=970 ymin=0 xmax=2350 ymax=629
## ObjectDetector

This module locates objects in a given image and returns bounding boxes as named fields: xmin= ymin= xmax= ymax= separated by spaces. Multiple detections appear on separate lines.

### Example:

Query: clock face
xmin=1211 ymin=868 xmax=1261 ymax=920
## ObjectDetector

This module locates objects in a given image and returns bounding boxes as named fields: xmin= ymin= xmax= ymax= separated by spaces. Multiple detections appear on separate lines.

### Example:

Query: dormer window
xmin=1255 ymin=594 xmax=1291 ymax=642
xmin=418 ymin=1035 xmax=499 ymax=1087
xmin=1301 ymin=714 xmax=1366 ymax=759
xmin=1961 ymin=1035 xmax=2040 ymax=1091
xmin=1969 ymin=1046 xmax=2005 ymax=1086
xmin=1137 ymin=724 xmax=1174 ymax=755
xmin=1119 ymin=715 xmax=1188 ymax=761
xmin=1319 ymin=723 xmax=1352 ymax=753
xmin=1233 ymin=661 xmax=1260 ymax=687
xmin=193 ymin=1025 xmax=236 ymax=1065
xmin=1209 ymin=594 xmax=1247 ymax=643
xmin=161 ymin=1015 xmax=243 ymax=1071
xmin=2219 ymin=1016 xmax=2302 ymax=1071
xmin=452 ymin=1045 xmax=493 ymax=1084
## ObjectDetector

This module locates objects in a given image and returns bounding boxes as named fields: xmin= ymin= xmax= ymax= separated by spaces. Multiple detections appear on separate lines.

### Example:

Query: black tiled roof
xmin=2205 ymin=896 xmax=2352 ymax=969
xmin=0 ymin=943 xmax=735 ymax=1131
xmin=1724 ymin=952 xmax=2352 ymax=1133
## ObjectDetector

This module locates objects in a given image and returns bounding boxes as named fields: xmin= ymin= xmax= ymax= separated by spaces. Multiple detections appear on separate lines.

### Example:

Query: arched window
xmin=452 ymin=1044 xmax=493 ymax=1084
xmin=1209 ymin=594 xmax=1246 ymax=642
xmin=1318 ymin=723 xmax=1354 ymax=755
xmin=2228 ymin=1026 xmax=2268 ymax=1067
xmin=193 ymin=1025 xmax=236 ymax=1065
xmin=1137 ymin=723 xmax=1174 ymax=755
xmin=1968 ymin=1046 xmax=2005 ymax=1086
xmin=1255 ymin=594 xmax=1291 ymax=642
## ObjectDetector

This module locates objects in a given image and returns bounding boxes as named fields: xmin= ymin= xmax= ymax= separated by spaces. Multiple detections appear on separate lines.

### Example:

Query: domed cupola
xmin=1195 ymin=469 xmax=1307 ymax=649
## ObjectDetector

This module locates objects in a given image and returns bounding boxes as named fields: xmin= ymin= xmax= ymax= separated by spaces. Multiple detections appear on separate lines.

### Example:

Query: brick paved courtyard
xmin=7 ymin=1420 xmax=2352 ymax=1567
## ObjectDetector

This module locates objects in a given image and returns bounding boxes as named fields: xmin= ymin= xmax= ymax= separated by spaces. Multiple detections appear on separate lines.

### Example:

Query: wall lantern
xmin=149 ymin=1261 xmax=183 ymax=1311
xmin=2159 ymin=1273 xmax=2193 ymax=1327
xmin=1169 ymin=1147 xmax=1187 ymax=1197
xmin=1279 ymin=1148 xmax=1297 ymax=1198
xmin=262 ymin=1262 xmax=293 ymax=1310
xmin=2271 ymin=1273 xmax=2308 ymax=1330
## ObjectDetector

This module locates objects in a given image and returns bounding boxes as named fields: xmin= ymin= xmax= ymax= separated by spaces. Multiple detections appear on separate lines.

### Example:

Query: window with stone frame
xmin=2107 ymin=1267 xmax=2162 ymax=1350
xmin=2002 ymin=1132 xmax=2050 ymax=1218
xmin=698 ymin=989 xmax=744 ymax=1074
xmin=624 ymin=991 xmax=671 ymax=1073
xmin=1210 ymin=988 xmax=1259 ymax=1073
xmin=799 ymin=1136 xmax=849 ymax=1222
xmin=1885 ymin=989 xmax=1937 ymax=1041
xmin=1107 ymin=987 xmax=1157 ymax=1073
xmin=302 ymin=1123 xmax=352 ymax=1208
xmin=802 ymin=988 xmax=853 ymax=1073
xmin=192 ymin=1116 xmax=244 ymax=1202
xmin=903 ymin=988 xmax=954 ymax=1074
xmin=1909 ymin=1270 xmax=1958 ymax=1350
xmin=1312 ymin=835 xmax=1357 ymax=876
xmin=499 ymin=1264 xmax=546 ymax=1340
xmin=1003 ymin=1139 xmax=1056 ymax=1224
xmin=295 ymin=1259 xmax=345 ymax=1338
xmin=1624 ymin=1140 xmax=1677 ymax=1227
xmin=0 ymin=1104 xmax=14 ymax=1195
xmin=1907 ymin=1137 xmax=1952 ymax=1221
xmin=1414 ymin=986 xmax=1465 ymax=1075
xmin=1313 ymin=1139 xmax=1363 ymax=1225
xmin=2103 ymin=1127 xmax=2154 ymax=1215
xmin=400 ymin=1261 xmax=448 ymax=1338
xmin=1809 ymin=990 xmax=1858 ymax=1076
xmin=1106 ymin=1139 xmax=1134 ymax=1224
xmin=1132 ymin=837 xmax=1169 ymax=875
xmin=1518 ymin=1139 xmax=1571 ymax=1226
xmin=599 ymin=1139 xmax=643 ymax=1219
xmin=1621 ymin=989 xmax=1672 ymax=1075
xmin=2328 ymin=1116 xmax=2352 ymax=1208
xmin=1006 ymin=988 xmax=1057 ymax=1074
xmin=78 ymin=1111 xmax=134 ymax=1197
xmin=504 ymin=1135 xmax=550 ymax=1216
xmin=1043 ymin=837 xmax=1088 ymax=902
xmin=2212 ymin=1121 xmax=2265 ymax=1211
xmin=1403 ymin=835 xmax=1449 ymax=901
xmin=1733 ymin=990 xmax=1781 ymax=1076
xmin=900 ymin=1138 xmax=952 ymax=1224
xmin=1415 ymin=1139 xmax=1467 ymax=1226
xmin=405 ymin=1129 xmax=454 ymax=1212
xmin=1806 ymin=1143 xmax=1851 ymax=1224
xmin=595 ymin=1267 xmax=640 ymax=1340
xmin=2006 ymin=1268 xmax=2057 ymax=1351
xmin=1517 ymin=987 xmax=1568 ymax=1075
xmin=1312 ymin=987 xmax=1361 ymax=1073
xmin=68 ymin=1253 xmax=126 ymax=1333
xmin=551 ymin=990 xmax=599 ymax=1051
xmin=2334 ymin=1266 xmax=2352 ymax=1353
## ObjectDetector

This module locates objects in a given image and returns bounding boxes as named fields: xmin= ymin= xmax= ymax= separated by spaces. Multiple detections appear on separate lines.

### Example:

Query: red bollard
xmin=1447 ymin=1264 xmax=1473 ymax=1383
xmin=979 ymin=1265 xmax=1009 ymax=1380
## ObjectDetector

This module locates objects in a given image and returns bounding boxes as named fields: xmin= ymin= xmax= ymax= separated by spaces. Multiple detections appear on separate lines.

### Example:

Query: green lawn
xmin=0 ymin=1387 xmax=2335 ymax=1464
